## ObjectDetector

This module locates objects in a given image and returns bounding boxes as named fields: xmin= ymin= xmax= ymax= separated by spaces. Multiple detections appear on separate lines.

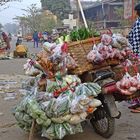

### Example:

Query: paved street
xmin=0 ymin=40 xmax=140 ymax=140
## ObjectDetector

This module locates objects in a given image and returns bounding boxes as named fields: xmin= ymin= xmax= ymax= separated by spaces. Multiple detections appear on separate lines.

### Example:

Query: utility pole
xmin=76 ymin=0 xmax=80 ymax=28
xmin=102 ymin=2 xmax=106 ymax=29
xmin=77 ymin=0 xmax=88 ymax=29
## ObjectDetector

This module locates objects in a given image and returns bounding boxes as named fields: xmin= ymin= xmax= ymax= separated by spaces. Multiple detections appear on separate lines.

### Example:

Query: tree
xmin=14 ymin=4 xmax=62 ymax=34
xmin=41 ymin=0 xmax=71 ymax=20
xmin=0 ymin=0 xmax=21 ymax=6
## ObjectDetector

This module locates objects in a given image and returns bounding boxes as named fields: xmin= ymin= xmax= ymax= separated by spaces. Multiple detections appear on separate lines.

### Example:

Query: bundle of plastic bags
xmin=13 ymin=75 xmax=102 ymax=140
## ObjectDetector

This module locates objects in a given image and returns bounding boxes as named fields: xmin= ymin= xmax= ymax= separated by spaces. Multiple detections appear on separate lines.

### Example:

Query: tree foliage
xmin=0 ymin=0 xmax=21 ymax=6
xmin=14 ymin=4 xmax=62 ymax=33
xmin=41 ymin=0 xmax=71 ymax=19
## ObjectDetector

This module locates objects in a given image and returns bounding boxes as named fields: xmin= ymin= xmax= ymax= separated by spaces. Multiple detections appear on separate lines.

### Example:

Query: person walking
xmin=33 ymin=31 xmax=39 ymax=48
xmin=1 ymin=32 xmax=11 ymax=50
xmin=128 ymin=3 xmax=140 ymax=113
xmin=43 ymin=31 xmax=48 ymax=43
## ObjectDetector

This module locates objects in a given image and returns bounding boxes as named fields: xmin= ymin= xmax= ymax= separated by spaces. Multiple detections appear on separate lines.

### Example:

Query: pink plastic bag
xmin=101 ymin=34 xmax=112 ymax=46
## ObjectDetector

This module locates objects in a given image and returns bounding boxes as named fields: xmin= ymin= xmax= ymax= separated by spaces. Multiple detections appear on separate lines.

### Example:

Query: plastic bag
xmin=116 ymin=72 xmax=137 ymax=95
xmin=65 ymin=54 xmax=77 ymax=70
xmin=69 ymin=114 xmax=82 ymax=124
xmin=63 ymin=75 xmax=81 ymax=85
xmin=89 ymin=99 xmax=102 ymax=108
xmin=97 ymin=43 xmax=109 ymax=52
xmin=101 ymin=34 xmax=112 ymax=46
xmin=94 ymin=51 xmax=104 ymax=63
xmin=42 ymin=123 xmax=83 ymax=140
xmin=70 ymin=95 xmax=90 ymax=114
xmin=43 ymin=42 xmax=56 ymax=52
xmin=51 ymin=114 xmax=72 ymax=123
xmin=53 ymin=95 xmax=70 ymax=117
xmin=116 ymin=36 xmax=128 ymax=46
xmin=75 ymin=83 xmax=101 ymax=97
xmin=87 ymin=50 xmax=96 ymax=62
xmin=111 ymin=38 xmax=122 ymax=49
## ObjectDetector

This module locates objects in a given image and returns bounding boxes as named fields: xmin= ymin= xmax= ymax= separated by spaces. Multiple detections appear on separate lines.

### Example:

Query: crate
xmin=68 ymin=37 xmax=102 ymax=75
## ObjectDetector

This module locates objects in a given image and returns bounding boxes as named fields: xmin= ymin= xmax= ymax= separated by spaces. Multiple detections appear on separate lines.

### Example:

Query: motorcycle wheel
xmin=90 ymin=107 xmax=115 ymax=138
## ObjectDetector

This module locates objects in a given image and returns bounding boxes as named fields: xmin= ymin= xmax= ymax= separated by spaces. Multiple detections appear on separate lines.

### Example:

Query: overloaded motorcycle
xmin=79 ymin=67 xmax=120 ymax=138
xmin=32 ymin=65 xmax=120 ymax=138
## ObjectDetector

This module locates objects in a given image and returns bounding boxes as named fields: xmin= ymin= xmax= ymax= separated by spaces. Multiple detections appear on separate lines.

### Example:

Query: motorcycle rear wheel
xmin=90 ymin=107 xmax=115 ymax=138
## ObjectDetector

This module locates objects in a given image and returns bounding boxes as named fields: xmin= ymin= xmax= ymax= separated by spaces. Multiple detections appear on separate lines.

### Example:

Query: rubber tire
xmin=90 ymin=109 xmax=115 ymax=138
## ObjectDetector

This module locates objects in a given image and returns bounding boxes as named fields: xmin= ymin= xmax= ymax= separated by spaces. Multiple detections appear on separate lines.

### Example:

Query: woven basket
xmin=106 ymin=58 xmax=120 ymax=66
xmin=112 ymin=65 xmax=139 ymax=81
xmin=68 ymin=37 xmax=101 ymax=75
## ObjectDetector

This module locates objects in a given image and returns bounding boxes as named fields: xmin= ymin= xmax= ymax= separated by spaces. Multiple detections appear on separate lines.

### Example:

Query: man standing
xmin=129 ymin=3 xmax=140 ymax=56
xmin=33 ymin=31 xmax=39 ymax=48
xmin=128 ymin=3 xmax=140 ymax=113
xmin=1 ymin=32 xmax=11 ymax=50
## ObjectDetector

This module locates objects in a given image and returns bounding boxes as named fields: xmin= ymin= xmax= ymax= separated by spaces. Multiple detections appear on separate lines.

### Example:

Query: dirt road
xmin=0 ymin=42 xmax=140 ymax=140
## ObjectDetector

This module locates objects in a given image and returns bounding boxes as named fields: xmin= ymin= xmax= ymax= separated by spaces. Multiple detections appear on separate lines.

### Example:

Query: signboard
xmin=124 ymin=0 xmax=133 ymax=19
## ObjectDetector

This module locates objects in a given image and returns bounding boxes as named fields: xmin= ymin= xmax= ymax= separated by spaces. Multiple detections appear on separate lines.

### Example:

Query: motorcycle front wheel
xmin=90 ymin=107 xmax=115 ymax=138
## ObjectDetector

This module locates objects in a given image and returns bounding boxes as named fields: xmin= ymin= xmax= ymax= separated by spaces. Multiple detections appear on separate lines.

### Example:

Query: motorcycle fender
xmin=103 ymin=94 xmax=120 ymax=118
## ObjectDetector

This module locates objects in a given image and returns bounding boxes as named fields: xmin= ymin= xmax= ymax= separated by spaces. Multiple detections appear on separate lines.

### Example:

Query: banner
xmin=124 ymin=0 xmax=133 ymax=19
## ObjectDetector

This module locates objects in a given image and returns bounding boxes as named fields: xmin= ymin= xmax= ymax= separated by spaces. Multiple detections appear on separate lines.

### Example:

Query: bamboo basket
xmin=112 ymin=65 xmax=140 ymax=81
xmin=111 ymin=64 xmax=140 ymax=101
xmin=68 ymin=37 xmax=103 ymax=75
xmin=106 ymin=58 xmax=120 ymax=66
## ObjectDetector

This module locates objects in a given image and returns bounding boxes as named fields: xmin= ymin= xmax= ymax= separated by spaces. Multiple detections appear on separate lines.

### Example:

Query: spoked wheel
xmin=90 ymin=107 xmax=115 ymax=138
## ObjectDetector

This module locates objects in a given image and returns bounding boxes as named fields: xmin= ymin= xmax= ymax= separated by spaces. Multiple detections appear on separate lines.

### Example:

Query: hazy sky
xmin=0 ymin=0 xmax=96 ymax=25
xmin=0 ymin=0 xmax=41 ymax=25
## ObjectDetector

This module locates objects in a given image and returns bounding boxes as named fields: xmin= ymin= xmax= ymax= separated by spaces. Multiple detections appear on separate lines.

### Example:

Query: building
xmin=83 ymin=0 xmax=124 ymax=28
xmin=70 ymin=0 xmax=96 ymax=11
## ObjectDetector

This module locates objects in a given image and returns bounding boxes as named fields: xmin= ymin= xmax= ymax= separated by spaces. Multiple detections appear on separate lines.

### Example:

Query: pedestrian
xmin=1 ymin=32 xmax=11 ymax=50
xmin=16 ymin=37 xmax=22 ymax=46
xmin=43 ymin=31 xmax=48 ymax=43
xmin=33 ymin=31 xmax=39 ymax=48
xmin=128 ymin=3 xmax=140 ymax=113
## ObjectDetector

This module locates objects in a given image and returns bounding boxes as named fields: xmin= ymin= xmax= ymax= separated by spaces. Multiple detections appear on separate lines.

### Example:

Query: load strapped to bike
xmin=13 ymin=28 xmax=140 ymax=140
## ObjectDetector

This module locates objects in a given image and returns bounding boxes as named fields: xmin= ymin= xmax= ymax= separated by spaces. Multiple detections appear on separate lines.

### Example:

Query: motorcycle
xmin=80 ymin=68 xmax=121 ymax=138
xmin=25 ymin=61 xmax=126 ymax=139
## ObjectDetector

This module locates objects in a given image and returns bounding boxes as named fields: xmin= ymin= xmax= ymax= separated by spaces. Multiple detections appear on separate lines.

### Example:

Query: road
xmin=0 ymin=40 xmax=140 ymax=140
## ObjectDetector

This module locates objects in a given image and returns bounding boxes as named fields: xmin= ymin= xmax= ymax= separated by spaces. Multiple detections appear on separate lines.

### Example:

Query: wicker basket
xmin=68 ymin=37 xmax=101 ymax=75
xmin=106 ymin=58 xmax=120 ymax=66
xmin=112 ymin=65 xmax=139 ymax=81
